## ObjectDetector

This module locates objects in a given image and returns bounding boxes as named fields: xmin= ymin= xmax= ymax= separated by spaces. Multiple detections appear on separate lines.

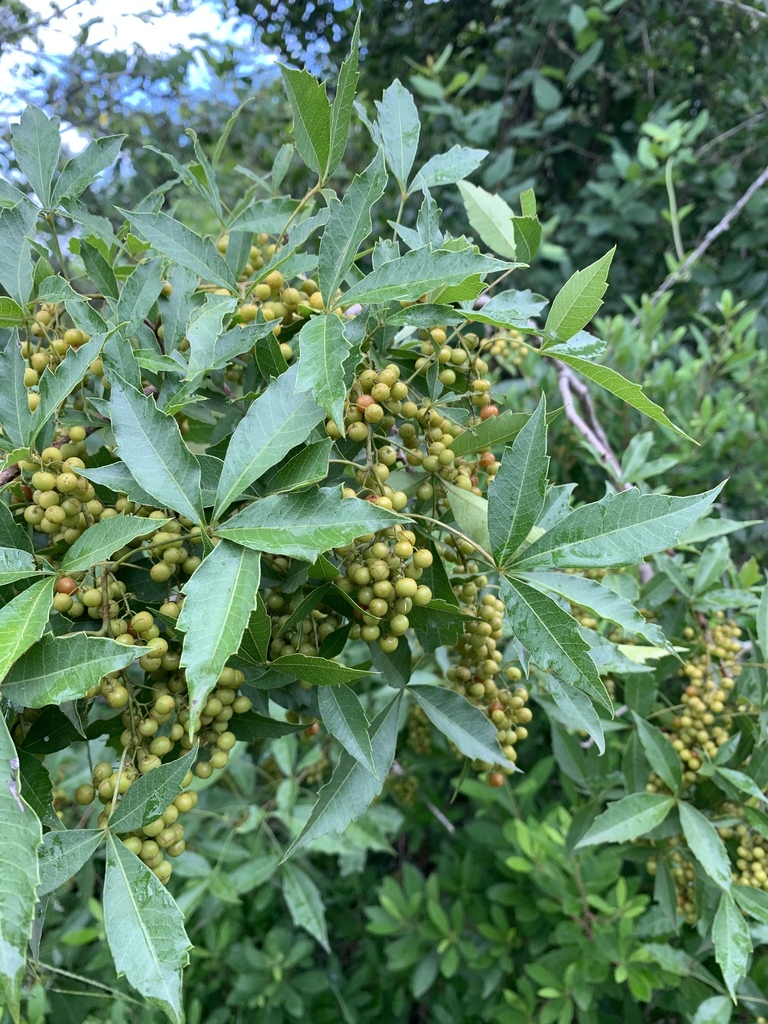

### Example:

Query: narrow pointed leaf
xmin=109 ymin=376 xmax=204 ymax=523
xmin=11 ymin=104 xmax=60 ymax=208
xmin=283 ymin=694 xmax=401 ymax=858
xmin=0 ymin=714 xmax=42 ymax=1020
xmin=0 ymin=504 xmax=32 ymax=552
xmin=216 ymin=486 xmax=400 ymax=562
xmin=270 ymin=654 xmax=372 ymax=686
xmin=326 ymin=14 xmax=360 ymax=179
xmin=214 ymin=362 xmax=324 ymax=516
xmin=513 ymin=485 xmax=724 ymax=570
xmin=52 ymin=135 xmax=125 ymax=203
xmin=319 ymin=148 xmax=387 ymax=303
xmin=0 ymin=200 xmax=36 ymax=304
xmin=544 ymin=248 xmax=615 ymax=341
xmin=121 ymin=209 xmax=236 ymax=291
xmin=713 ymin=891 xmax=751 ymax=1000
xmin=500 ymin=576 xmax=610 ymax=709
xmin=60 ymin=514 xmax=167 ymax=572
xmin=262 ymin=438 xmax=332 ymax=495
xmin=546 ymin=675 xmax=605 ymax=753
xmin=280 ymin=66 xmax=331 ymax=177
xmin=458 ymin=180 xmax=518 ymax=259
xmin=575 ymin=793 xmax=674 ymax=847
xmin=632 ymin=713 xmax=683 ymax=794
xmin=411 ymin=145 xmax=487 ymax=192
xmin=679 ymin=802 xmax=732 ymax=891
xmin=28 ymin=334 xmax=106 ymax=446
xmin=282 ymin=864 xmax=330 ymax=951
xmin=441 ymin=481 xmax=491 ymax=552
xmin=0 ymin=578 xmax=53 ymax=683
xmin=295 ymin=315 xmax=354 ymax=431
xmin=411 ymin=684 xmax=511 ymax=767
xmin=38 ymin=829 xmax=105 ymax=897
xmin=488 ymin=395 xmax=548 ymax=566
xmin=0 ymin=547 xmax=38 ymax=586
xmin=108 ymin=747 xmax=198 ymax=833
xmin=318 ymin=685 xmax=377 ymax=775
xmin=375 ymin=80 xmax=420 ymax=191
xmin=178 ymin=540 xmax=262 ymax=732
xmin=0 ymin=338 xmax=32 ymax=446
xmin=104 ymin=834 xmax=190 ymax=1024
xmin=2 ymin=634 xmax=138 ymax=707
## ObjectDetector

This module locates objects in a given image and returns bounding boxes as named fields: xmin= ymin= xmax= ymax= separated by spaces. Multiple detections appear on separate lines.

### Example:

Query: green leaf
xmin=338 ymin=248 xmax=514 ymax=307
xmin=457 ymin=181 xmax=518 ymax=260
xmin=270 ymin=653 xmax=372 ymax=686
xmin=631 ymin=713 xmax=683 ymax=794
xmin=679 ymin=802 xmax=732 ymax=891
xmin=229 ymin=712 xmax=306 ymax=741
xmin=0 ymin=547 xmax=39 ymax=586
xmin=182 ymin=294 xmax=235 ymax=382
xmin=488 ymin=395 xmax=548 ymax=566
xmin=10 ymin=104 xmax=60 ymax=208
xmin=0 ymin=503 xmax=32 ymax=553
xmin=734 ymin=884 xmax=768 ymax=924
xmin=0 ymin=338 xmax=32 ymax=447
xmin=262 ymin=438 xmax=332 ymax=495
xmin=318 ymin=685 xmax=376 ymax=775
xmin=0 ymin=713 xmax=43 ymax=1020
xmin=319 ymin=148 xmax=387 ymax=304
xmin=78 ymin=462 xmax=158 ymax=508
xmin=60 ymin=514 xmax=166 ymax=573
xmin=104 ymin=834 xmax=190 ymax=1023
xmin=236 ymin=598 xmax=271 ymax=665
xmin=544 ymin=248 xmax=615 ymax=342
xmin=441 ymin=481 xmax=491 ymax=553
xmin=327 ymin=13 xmax=360 ymax=179
xmin=374 ymin=80 xmax=420 ymax=192
xmin=214 ymin=363 xmax=323 ymax=516
xmin=545 ymin=674 xmax=605 ymax=754
xmin=500 ymin=576 xmax=611 ymax=710
xmin=108 ymin=747 xmax=197 ymax=834
xmin=0 ymin=297 xmax=24 ymax=328
xmin=411 ymin=146 xmax=487 ymax=192
xmin=757 ymin=578 xmax=768 ymax=659
xmin=690 ymin=997 xmax=732 ymax=1024
xmin=411 ymin=684 xmax=511 ymax=767
xmin=574 ymin=793 xmax=674 ymax=847
xmin=17 ymin=750 xmax=55 ymax=828
xmin=714 ymin=766 xmax=768 ymax=805
xmin=0 ymin=578 xmax=53 ymax=684
xmin=28 ymin=334 xmax=106 ymax=446
xmin=38 ymin=829 xmax=105 ymax=897
xmin=520 ymin=571 xmax=672 ymax=650
xmin=280 ymin=65 xmax=332 ymax=177
xmin=283 ymin=694 xmax=401 ymax=859
xmin=513 ymin=485 xmax=724 ymax=570
xmin=52 ymin=135 xmax=125 ymax=204
xmin=281 ymin=864 xmax=330 ymax=951
xmin=512 ymin=215 xmax=542 ymax=264
xmin=295 ymin=315 xmax=353 ymax=431
xmin=216 ymin=486 xmax=400 ymax=562
xmin=228 ymin=196 xmax=299 ymax=234
xmin=114 ymin=258 xmax=165 ymax=336
xmin=0 ymin=201 xmax=36 ymax=305
xmin=449 ymin=411 xmax=535 ymax=459
xmin=2 ymin=634 xmax=137 ymax=707
xmin=178 ymin=540 xmax=262 ymax=732
xmin=552 ymin=353 xmax=694 ymax=440
xmin=120 ymin=209 xmax=236 ymax=292
xmin=712 ymin=890 xmax=751 ymax=1000
xmin=109 ymin=376 xmax=205 ymax=524
xmin=80 ymin=239 xmax=119 ymax=300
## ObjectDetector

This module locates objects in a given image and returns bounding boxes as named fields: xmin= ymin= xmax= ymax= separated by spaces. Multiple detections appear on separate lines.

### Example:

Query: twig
xmin=709 ymin=0 xmax=768 ymax=19
xmin=390 ymin=761 xmax=455 ymax=833
xmin=555 ymin=362 xmax=625 ymax=484
xmin=644 ymin=162 xmax=768 ymax=310
xmin=0 ymin=424 xmax=102 ymax=489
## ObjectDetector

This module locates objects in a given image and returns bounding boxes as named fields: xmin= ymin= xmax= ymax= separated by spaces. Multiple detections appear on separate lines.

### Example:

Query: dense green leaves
xmin=178 ymin=540 xmax=262 ymax=731
xmin=104 ymin=834 xmax=190 ymax=1024
xmin=575 ymin=793 xmax=674 ymax=847
xmin=411 ymin=685 xmax=510 ymax=768
xmin=0 ymin=578 xmax=53 ymax=684
xmin=108 ymin=748 xmax=198 ymax=833
xmin=318 ymin=685 xmax=376 ymax=775
xmin=281 ymin=864 xmax=330 ymax=951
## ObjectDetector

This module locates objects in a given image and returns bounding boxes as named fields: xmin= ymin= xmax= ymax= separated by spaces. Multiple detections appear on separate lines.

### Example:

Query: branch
xmin=709 ymin=0 xmax=768 ymax=19
xmin=0 ymin=425 xmax=101 ymax=488
xmin=554 ymin=362 xmax=625 ymax=484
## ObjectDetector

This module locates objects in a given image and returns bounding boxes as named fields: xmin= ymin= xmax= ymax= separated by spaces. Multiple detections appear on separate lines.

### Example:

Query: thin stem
xmin=665 ymin=158 xmax=686 ymax=262
xmin=409 ymin=511 xmax=495 ymax=567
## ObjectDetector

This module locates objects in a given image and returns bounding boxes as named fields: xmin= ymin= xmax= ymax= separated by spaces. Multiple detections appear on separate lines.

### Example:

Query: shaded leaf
xmin=575 ymin=793 xmax=674 ymax=847
xmin=411 ymin=684 xmax=511 ymax=767
xmin=0 ymin=578 xmax=53 ymax=684
xmin=318 ymin=685 xmax=376 ymax=775
xmin=38 ymin=829 xmax=105 ymax=897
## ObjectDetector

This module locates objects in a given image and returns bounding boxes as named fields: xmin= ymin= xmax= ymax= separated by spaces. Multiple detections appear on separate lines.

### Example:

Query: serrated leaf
xmin=114 ymin=258 xmax=165 ymax=336
xmin=326 ymin=13 xmax=360 ymax=179
xmin=512 ymin=215 xmax=542 ymax=263
xmin=178 ymin=540 xmax=262 ymax=732
xmin=734 ymin=884 xmax=768 ymax=924
xmin=690 ymin=996 xmax=732 ymax=1024
xmin=545 ymin=675 xmax=605 ymax=753
xmin=109 ymin=376 xmax=204 ymax=524
xmin=0 ymin=297 xmax=24 ymax=328
xmin=280 ymin=66 xmax=331 ymax=177
xmin=281 ymin=864 xmax=330 ymax=951
xmin=28 ymin=334 xmax=106 ymax=446
xmin=411 ymin=145 xmax=487 ymax=192
xmin=575 ymin=792 xmax=674 ymax=847
xmin=319 ymin=148 xmax=387 ymax=303
xmin=283 ymin=694 xmax=401 ymax=858
xmin=80 ymin=239 xmax=119 ymax=300
xmin=120 ymin=209 xmax=236 ymax=292
xmin=375 ymin=80 xmax=420 ymax=192
xmin=338 ymin=247 xmax=515 ymax=307
xmin=262 ymin=438 xmax=332 ymax=495
xmin=0 ymin=578 xmax=53 ymax=683
xmin=679 ymin=802 xmax=732 ymax=891
xmin=318 ymin=685 xmax=376 ymax=775
xmin=0 ymin=201 xmax=38 ymax=305
xmin=270 ymin=653 xmax=372 ymax=686
xmin=513 ymin=485 xmax=724 ymax=570
xmin=0 ymin=713 xmax=43 ymax=1020
xmin=11 ymin=104 xmax=60 ymax=208
xmin=544 ymin=248 xmax=615 ymax=341
xmin=553 ymin=353 xmax=694 ymax=440
xmin=714 ymin=767 xmax=768 ymax=805
xmin=411 ymin=684 xmax=511 ymax=767
xmin=457 ymin=180 xmax=518 ymax=259
xmin=0 ymin=503 xmax=32 ymax=553
xmin=488 ymin=395 xmax=548 ymax=566
xmin=712 ymin=890 xmax=751 ymax=1000
xmin=520 ymin=571 xmax=672 ymax=650
xmin=441 ymin=481 xmax=491 ymax=553
xmin=108 ymin=747 xmax=197 ymax=833
xmin=0 ymin=547 xmax=38 ymax=586
xmin=2 ymin=634 xmax=137 ymax=707
xmin=52 ymin=135 xmax=125 ymax=204
xmin=182 ymin=294 xmax=235 ymax=383
xmin=228 ymin=196 xmax=299 ymax=234
xmin=0 ymin=338 xmax=32 ymax=447
xmin=230 ymin=711 xmax=306 ymax=741
xmin=216 ymin=486 xmax=400 ymax=562
xmin=632 ymin=713 xmax=683 ymax=794
xmin=214 ymin=362 xmax=323 ymax=516
xmin=38 ymin=829 xmax=105 ymax=897
xmin=60 ymin=514 xmax=167 ymax=572
xmin=500 ymin=575 xmax=611 ymax=710
xmin=236 ymin=597 xmax=271 ymax=665
xmin=295 ymin=316 xmax=353 ymax=432
xmin=104 ymin=834 xmax=190 ymax=1023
